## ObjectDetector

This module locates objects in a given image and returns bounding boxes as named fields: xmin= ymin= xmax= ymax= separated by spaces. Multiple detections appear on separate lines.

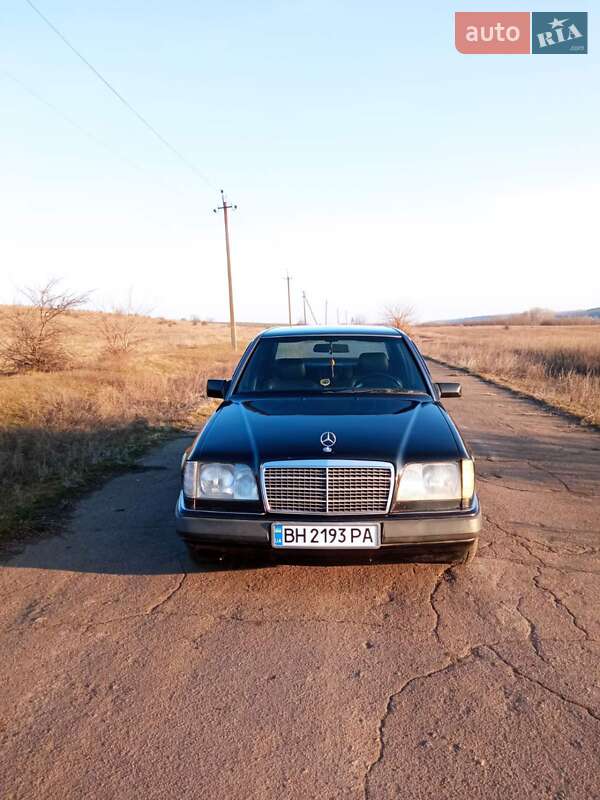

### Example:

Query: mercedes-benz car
xmin=176 ymin=326 xmax=481 ymax=566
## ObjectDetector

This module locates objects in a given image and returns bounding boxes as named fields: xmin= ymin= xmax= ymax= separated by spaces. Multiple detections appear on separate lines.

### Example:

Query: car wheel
xmin=185 ymin=544 xmax=258 ymax=570
xmin=460 ymin=538 xmax=479 ymax=565
xmin=185 ymin=544 xmax=225 ymax=567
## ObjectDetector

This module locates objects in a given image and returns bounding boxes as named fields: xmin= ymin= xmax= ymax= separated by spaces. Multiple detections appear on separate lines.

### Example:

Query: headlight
xmin=183 ymin=462 xmax=258 ymax=501
xmin=395 ymin=459 xmax=474 ymax=508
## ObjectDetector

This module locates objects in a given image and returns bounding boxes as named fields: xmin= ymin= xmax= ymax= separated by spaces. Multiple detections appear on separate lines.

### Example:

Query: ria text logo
xmin=455 ymin=12 xmax=588 ymax=54
xmin=531 ymin=13 xmax=587 ymax=53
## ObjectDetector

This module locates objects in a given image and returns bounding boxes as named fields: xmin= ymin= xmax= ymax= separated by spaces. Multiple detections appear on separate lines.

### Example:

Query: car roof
xmin=258 ymin=325 xmax=406 ymax=338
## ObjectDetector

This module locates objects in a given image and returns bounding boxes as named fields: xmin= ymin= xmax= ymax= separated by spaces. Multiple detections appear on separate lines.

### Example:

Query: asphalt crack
xmin=478 ymin=476 xmax=560 ymax=495
xmin=533 ymin=573 xmax=589 ymax=641
xmin=527 ymin=461 xmax=588 ymax=497
xmin=487 ymin=645 xmax=600 ymax=723
xmin=363 ymin=639 xmax=600 ymax=797
xmin=363 ymin=648 xmax=481 ymax=799
xmin=429 ymin=566 xmax=454 ymax=645
xmin=484 ymin=513 xmax=546 ymax=565
xmin=146 ymin=571 xmax=187 ymax=615
xmin=478 ymin=552 xmax=600 ymax=578
xmin=516 ymin=595 xmax=549 ymax=664
xmin=84 ymin=568 xmax=188 ymax=630
xmin=482 ymin=512 xmax=599 ymax=576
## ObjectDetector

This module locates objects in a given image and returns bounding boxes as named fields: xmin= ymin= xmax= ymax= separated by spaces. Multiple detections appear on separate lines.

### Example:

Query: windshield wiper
xmin=322 ymin=388 xmax=424 ymax=395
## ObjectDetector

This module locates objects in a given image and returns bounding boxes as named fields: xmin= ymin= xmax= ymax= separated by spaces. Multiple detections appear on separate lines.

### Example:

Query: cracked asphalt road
xmin=1 ymin=363 xmax=599 ymax=799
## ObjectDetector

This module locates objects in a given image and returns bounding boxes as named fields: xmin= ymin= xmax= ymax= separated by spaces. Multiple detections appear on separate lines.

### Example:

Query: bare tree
xmin=525 ymin=307 xmax=556 ymax=325
xmin=382 ymin=303 xmax=416 ymax=333
xmin=97 ymin=295 xmax=146 ymax=354
xmin=1 ymin=279 xmax=90 ymax=373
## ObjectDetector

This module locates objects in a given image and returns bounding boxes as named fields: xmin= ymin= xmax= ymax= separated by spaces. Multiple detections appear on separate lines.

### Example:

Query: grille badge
xmin=320 ymin=431 xmax=336 ymax=453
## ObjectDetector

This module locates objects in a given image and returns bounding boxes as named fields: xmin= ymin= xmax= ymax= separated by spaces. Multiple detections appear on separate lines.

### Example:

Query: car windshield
xmin=234 ymin=335 xmax=429 ymax=395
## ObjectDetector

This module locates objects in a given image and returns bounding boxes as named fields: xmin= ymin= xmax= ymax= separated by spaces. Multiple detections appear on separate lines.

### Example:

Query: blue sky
xmin=1 ymin=1 xmax=598 ymax=322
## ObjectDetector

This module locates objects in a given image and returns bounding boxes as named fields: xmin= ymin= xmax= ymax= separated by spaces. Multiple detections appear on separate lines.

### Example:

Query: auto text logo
xmin=455 ymin=12 xmax=588 ymax=54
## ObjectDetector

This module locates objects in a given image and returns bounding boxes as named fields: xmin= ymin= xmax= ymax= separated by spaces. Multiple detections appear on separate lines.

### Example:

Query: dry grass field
xmin=0 ymin=306 xmax=261 ymax=543
xmin=416 ymin=324 xmax=600 ymax=426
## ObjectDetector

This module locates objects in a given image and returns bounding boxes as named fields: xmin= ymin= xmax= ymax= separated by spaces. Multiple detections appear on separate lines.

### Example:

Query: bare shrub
xmin=97 ymin=299 xmax=146 ymax=355
xmin=383 ymin=304 xmax=416 ymax=334
xmin=416 ymin=324 xmax=600 ymax=425
xmin=0 ymin=321 xmax=261 ymax=539
xmin=0 ymin=279 xmax=90 ymax=373
xmin=523 ymin=307 xmax=556 ymax=325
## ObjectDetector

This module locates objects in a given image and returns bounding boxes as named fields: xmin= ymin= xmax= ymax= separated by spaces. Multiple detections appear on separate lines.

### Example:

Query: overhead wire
xmin=2 ymin=69 xmax=191 ymax=200
xmin=23 ymin=0 xmax=216 ymax=190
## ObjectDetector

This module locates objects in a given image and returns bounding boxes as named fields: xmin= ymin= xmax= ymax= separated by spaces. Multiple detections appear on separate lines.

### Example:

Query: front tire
xmin=185 ymin=543 xmax=261 ymax=570
xmin=185 ymin=543 xmax=225 ymax=567
xmin=459 ymin=538 xmax=479 ymax=565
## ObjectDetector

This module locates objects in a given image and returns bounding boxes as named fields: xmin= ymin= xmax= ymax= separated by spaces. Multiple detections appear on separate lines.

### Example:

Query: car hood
xmin=191 ymin=395 xmax=465 ymax=469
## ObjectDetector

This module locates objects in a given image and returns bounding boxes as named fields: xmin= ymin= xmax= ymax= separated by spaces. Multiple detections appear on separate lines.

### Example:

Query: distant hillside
xmin=426 ymin=307 xmax=600 ymax=325
xmin=558 ymin=307 xmax=600 ymax=319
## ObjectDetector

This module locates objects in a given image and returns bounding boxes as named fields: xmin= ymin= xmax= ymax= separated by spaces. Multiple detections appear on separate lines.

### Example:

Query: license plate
xmin=271 ymin=523 xmax=380 ymax=549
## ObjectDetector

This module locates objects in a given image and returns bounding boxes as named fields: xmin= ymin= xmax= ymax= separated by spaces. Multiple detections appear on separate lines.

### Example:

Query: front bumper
xmin=175 ymin=493 xmax=482 ymax=554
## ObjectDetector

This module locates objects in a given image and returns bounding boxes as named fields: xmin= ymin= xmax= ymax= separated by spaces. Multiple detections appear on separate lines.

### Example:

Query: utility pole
xmin=284 ymin=273 xmax=292 ymax=325
xmin=213 ymin=189 xmax=237 ymax=350
xmin=302 ymin=291 xmax=307 ymax=325
xmin=305 ymin=293 xmax=319 ymax=325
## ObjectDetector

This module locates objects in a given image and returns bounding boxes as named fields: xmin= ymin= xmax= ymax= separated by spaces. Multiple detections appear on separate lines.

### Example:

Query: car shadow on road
xmin=1 ymin=527 xmax=191 ymax=576
xmin=3 ymin=517 xmax=472 ymax=576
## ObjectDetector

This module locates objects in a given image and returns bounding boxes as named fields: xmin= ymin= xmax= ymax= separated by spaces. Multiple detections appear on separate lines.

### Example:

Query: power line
xmin=24 ymin=0 xmax=215 ymax=189
xmin=2 ymin=69 xmax=190 ymax=199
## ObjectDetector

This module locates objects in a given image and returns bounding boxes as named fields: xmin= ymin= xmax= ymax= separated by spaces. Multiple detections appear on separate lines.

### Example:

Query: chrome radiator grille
xmin=262 ymin=461 xmax=394 ymax=515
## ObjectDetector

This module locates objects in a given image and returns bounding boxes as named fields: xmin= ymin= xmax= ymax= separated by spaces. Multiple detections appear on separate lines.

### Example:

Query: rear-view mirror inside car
xmin=313 ymin=343 xmax=349 ymax=353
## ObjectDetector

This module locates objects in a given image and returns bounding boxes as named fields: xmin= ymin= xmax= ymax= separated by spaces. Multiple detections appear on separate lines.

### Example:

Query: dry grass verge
xmin=0 ymin=310 xmax=261 ymax=544
xmin=416 ymin=325 xmax=600 ymax=426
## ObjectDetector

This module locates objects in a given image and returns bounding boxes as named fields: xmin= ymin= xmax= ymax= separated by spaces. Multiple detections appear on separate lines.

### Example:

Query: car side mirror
xmin=437 ymin=382 xmax=462 ymax=398
xmin=207 ymin=379 xmax=229 ymax=398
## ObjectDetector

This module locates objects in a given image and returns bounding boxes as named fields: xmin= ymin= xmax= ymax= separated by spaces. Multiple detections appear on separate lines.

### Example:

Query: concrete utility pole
xmin=305 ymin=293 xmax=319 ymax=325
xmin=284 ymin=273 xmax=292 ymax=325
xmin=213 ymin=190 xmax=237 ymax=350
